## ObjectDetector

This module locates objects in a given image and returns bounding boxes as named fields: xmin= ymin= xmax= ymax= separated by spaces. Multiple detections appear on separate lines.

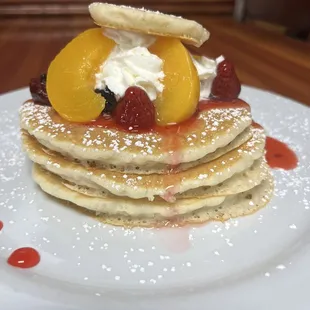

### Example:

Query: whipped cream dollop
xmin=95 ymin=29 xmax=164 ymax=101
xmin=191 ymin=55 xmax=217 ymax=100
xmin=104 ymin=28 xmax=156 ymax=49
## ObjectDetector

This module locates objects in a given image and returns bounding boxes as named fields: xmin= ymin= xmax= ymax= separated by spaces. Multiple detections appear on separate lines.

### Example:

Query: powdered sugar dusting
xmin=0 ymin=110 xmax=25 ymax=183
xmin=0 ymin=107 xmax=37 ymax=223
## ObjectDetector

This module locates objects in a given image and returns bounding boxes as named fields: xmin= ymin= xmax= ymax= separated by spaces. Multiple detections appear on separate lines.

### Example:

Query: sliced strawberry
xmin=211 ymin=59 xmax=241 ymax=100
xmin=114 ymin=87 xmax=155 ymax=131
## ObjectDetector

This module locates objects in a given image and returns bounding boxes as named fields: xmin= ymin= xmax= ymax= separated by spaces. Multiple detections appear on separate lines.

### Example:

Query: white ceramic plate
xmin=1 ymin=87 xmax=309 ymax=310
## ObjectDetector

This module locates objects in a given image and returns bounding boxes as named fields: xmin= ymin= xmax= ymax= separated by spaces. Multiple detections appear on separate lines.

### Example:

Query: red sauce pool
xmin=252 ymin=121 xmax=298 ymax=170
xmin=0 ymin=221 xmax=3 ymax=231
xmin=7 ymin=247 xmax=40 ymax=269
xmin=265 ymin=137 xmax=298 ymax=170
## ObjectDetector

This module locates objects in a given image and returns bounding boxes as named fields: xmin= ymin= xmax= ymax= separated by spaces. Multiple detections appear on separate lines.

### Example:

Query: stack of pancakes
xmin=20 ymin=100 xmax=273 ymax=227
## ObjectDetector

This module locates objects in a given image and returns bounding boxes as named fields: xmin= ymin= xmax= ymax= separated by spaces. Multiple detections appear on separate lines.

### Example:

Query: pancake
xmin=96 ymin=174 xmax=273 ymax=227
xmin=19 ymin=100 xmax=252 ymax=167
xmin=177 ymin=157 xmax=269 ymax=199
xmin=32 ymin=163 xmax=273 ymax=227
xmin=24 ymin=124 xmax=252 ymax=175
xmin=63 ymin=158 xmax=269 ymax=200
xmin=21 ymin=126 xmax=265 ymax=201
xmin=88 ymin=3 xmax=209 ymax=47
xmin=183 ymin=173 xmax=274 ymax=224
xmin=52 ymin=126 xmax=253 ymax=175
xmin=33 ymin=164 xmax=226 ymax=218
xmin=59 ymin=158 xmax=269 ymax=200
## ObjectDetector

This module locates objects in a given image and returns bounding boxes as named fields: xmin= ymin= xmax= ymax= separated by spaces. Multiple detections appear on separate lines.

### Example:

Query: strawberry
xmin=114 ymin=86 xmax=155 ymax=131
xmin=211 ymin=59 xmax=241 ymax=100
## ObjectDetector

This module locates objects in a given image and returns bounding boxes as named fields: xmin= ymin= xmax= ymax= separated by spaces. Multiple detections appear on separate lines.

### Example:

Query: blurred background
xmin=0 ymin=0 xmax=309 ymax=105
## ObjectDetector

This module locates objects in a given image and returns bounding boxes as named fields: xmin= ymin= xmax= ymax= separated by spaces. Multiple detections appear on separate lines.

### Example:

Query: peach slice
xmin=149 ymin=37 xmax=200 ymax=126
xmin=47 ymin=28 xmax=115 ymax=122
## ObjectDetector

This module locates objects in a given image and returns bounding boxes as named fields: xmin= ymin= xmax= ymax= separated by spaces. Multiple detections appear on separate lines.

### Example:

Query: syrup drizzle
xmin=7 ymin=247 xmax=40 ymax=269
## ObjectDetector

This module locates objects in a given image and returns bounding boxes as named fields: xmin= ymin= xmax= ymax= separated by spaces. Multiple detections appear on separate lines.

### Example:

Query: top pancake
xmin=19 ymin=100 xmax=252 ymax=167
xmin=89 ymin=2 xmax=209 ymax=47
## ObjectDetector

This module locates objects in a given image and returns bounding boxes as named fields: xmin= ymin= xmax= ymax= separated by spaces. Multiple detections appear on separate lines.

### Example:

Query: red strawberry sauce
xmin=265 ymin=137 xmax=298 ymax=170
xmin=253 ymin=121 xmax=298 ymax=170
xmin=7 ymin=247 xmax=40 ymax=269
xmin=1 ymin=221 xmax=40 ymax=269
xmin=87 ymin=99 xmax=250 ymax=131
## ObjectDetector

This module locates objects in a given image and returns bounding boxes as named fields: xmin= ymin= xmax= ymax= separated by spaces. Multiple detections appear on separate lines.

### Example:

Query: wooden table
xmin=1 ymin=15 xmax=310 ymax=106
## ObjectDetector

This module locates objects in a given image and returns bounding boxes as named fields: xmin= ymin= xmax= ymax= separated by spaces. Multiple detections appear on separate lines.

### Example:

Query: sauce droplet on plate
xmin=265 ymin=137 xmax=298 ymax=170
xmin=7 ymin=247 xmax=40 ymax=268
xmin=0 ymin=221 xmax=3 ymax=231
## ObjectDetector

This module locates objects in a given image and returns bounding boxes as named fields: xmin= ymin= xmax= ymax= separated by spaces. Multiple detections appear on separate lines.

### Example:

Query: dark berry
xmin=211 ymin=59 xmax=241 ymax=100
xmin=40 ymin=73 xmax=47 ymax=83
xmin=95 ymin=86 xmax=117 ymax=113
xmin=114 ymin=86 xmax=155 ymax=131
xmin=29 ymin=73 xmax=51 ymax=106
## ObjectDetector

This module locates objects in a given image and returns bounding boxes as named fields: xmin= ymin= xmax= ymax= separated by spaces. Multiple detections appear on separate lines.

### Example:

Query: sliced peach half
xmin=47 ymin=28 xmax=115 ymax=122
xmin=149 ymin=37 xmax=200 ymax=126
